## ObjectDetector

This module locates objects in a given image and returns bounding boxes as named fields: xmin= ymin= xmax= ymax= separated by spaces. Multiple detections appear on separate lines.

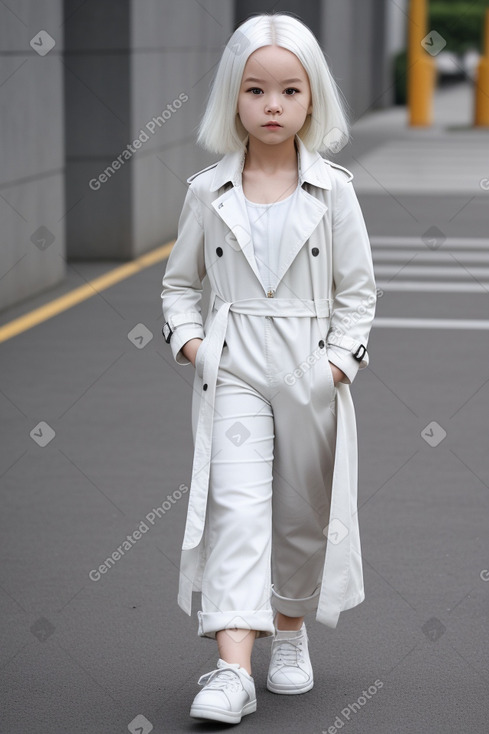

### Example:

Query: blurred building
xmin=0 ymin=0 xmax=406 ymax=311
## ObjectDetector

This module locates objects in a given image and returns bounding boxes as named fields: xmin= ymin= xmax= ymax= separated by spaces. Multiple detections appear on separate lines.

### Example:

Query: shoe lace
xmin=273 ymin=638 xmax=305 ymax=666
xmin=198 ymin=668 xmax=243 ymax=693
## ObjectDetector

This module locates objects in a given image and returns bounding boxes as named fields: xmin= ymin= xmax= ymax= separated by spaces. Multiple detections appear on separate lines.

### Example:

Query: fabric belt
xmin=212 ymin=293 xmax=332 ymax=318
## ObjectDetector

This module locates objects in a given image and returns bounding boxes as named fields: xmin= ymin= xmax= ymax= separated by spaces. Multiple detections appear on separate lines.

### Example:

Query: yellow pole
xmin=474 ymin=9 xmax=489 ymax=126
xmin=408 ymin=0 xmax=425 ymax=59
xmin=408 ymin=0 xmax=436 ymax=126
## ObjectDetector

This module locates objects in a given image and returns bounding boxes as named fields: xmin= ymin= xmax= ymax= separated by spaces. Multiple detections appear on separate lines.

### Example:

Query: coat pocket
xmin=316 ymin=317 xmax=336 ymax=393
xmin=325 ymin=358 xmax=336 ymax=395
xmin=194 ymin=337 xmax=208 ymax=379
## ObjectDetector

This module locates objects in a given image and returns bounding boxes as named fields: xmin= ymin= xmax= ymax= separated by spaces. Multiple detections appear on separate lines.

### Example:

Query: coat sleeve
xmin=326 ymin=174 xmax=377 ymax=384
xmin=160 ymin=184 xmax=207 ymax=364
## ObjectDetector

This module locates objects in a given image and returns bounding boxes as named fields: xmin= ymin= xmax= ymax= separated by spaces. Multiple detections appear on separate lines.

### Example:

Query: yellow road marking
xmin=0 ymin=241 xmax=174 ymax=344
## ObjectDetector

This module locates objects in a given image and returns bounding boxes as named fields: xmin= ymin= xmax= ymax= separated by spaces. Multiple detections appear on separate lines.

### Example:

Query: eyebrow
xmin=243 ymin=77 xmax=304 ymax=84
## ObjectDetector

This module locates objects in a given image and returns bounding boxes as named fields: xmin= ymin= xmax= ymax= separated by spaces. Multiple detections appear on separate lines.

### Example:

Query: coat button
xmin=312 ymin=247 xmax=319 ymax=257
xmin=216 ymin=247 xmax=223 ymax=257
xmin=203 ymin=383 xmax=208 ymax=391
xmin=318 ymin=339 xmax=325 ymax=349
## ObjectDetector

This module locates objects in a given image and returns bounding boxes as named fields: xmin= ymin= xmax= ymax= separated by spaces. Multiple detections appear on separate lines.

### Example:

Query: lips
xmin=263 ymin=122 xmax=282 ymax=128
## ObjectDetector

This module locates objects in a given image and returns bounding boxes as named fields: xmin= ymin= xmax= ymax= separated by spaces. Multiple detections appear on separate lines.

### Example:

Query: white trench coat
xmin=161 ymin=135 xmax=376 ymax=629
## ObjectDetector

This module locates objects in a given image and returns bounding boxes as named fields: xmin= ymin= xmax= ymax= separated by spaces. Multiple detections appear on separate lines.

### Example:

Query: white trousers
xmin=195 ymin=313 xmax=337 ymax=639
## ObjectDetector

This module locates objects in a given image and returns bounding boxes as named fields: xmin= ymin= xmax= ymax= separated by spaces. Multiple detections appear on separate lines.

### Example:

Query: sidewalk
xmin=349 ymin=84 xmax=488 ymax=193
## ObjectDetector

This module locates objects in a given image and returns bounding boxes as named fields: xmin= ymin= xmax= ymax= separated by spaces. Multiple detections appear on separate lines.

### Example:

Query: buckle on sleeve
xmin=162 ymin=322 xmax=173 ymax=344
xmin=353 ymin=344 xmax=367 ymax=362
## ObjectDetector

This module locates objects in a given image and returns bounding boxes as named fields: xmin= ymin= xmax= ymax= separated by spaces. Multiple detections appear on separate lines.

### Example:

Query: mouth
xmin=262 ymin=122 xmax=282 ymax=128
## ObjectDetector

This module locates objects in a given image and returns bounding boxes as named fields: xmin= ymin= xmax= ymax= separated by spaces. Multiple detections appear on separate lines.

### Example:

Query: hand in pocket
xmin=328 ymin=361 xmax=346 ymax=386
xmin=182 ymin=338 xmax=203 ymax=367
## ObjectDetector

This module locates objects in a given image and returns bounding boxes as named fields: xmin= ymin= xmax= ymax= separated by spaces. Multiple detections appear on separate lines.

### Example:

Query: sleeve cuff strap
xmin=327 ymin=333 xmax=369 ymax=366
xmin=168 ymin=311 xmax=203 ymax=330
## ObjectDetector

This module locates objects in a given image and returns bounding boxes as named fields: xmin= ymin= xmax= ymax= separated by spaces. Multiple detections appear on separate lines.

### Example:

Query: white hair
xmin=197 ymin=13 xmax=350 ymax=155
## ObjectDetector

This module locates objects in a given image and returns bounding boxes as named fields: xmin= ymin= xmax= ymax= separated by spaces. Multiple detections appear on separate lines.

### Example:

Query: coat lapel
xmin=211 ymin=187 xmax=264 ymax=287
xmin=274 ymin=188 xmax=327 ymax=284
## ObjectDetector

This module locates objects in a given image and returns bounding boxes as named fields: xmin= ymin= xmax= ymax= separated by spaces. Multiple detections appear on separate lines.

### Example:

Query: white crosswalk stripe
xmin=374 ymin=317 xmax=489 ymax=329
xmin=371 ymin=236 xmax=489 ymax=292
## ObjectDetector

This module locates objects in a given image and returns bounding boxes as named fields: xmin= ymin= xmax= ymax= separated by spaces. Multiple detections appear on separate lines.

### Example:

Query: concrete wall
xmin=63 ymin=0 xmax=131 ymax=260
xmin=321 ymin=0 xmax=390 ymax=120
xmin=386 ymin=0 xmax=409 ymax=59
xmin=64 ymin=0 xmax=233 ymax=260
xmin=0 ymin=0 xmax=65 ymax=311
xmin=130 ymin=0 xmax=234 ymax=256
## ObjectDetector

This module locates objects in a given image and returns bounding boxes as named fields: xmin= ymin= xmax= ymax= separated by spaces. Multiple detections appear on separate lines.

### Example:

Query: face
xmin=237 ymin=45 xmax=313 ymax=147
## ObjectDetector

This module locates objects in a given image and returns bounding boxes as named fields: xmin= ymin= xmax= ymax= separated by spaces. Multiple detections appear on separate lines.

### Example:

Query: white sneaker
xmin=190 ymin=658 xmax=257 ymax=724
xmin=267 ymin=623 xmax=314 ymax=694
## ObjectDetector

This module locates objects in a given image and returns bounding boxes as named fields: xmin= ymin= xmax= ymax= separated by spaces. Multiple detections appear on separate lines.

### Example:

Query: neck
xmin=244 ymin=135 xmax=298 ymax=173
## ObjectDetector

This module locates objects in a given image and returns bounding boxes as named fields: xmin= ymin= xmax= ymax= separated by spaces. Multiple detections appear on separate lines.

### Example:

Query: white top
xmin=244 ymin=185 xmax=300 ymax=293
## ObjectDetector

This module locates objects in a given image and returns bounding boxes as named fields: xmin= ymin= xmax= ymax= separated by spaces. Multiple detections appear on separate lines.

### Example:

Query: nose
xmin=265 ymin=95 xmax=282 ymax=114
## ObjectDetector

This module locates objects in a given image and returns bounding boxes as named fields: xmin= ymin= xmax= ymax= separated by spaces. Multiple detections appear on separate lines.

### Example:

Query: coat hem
xmin=315 ymin=589 xmax=365 ymax=628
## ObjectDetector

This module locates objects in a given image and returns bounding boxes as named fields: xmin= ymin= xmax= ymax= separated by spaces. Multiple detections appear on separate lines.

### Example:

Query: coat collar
xmin=209 ymin=134 xmax=333 ymax=192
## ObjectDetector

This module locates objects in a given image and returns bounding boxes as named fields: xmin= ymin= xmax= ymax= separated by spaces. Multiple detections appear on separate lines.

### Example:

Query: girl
xmin=161 ymin=12 xmax=376 ymax=725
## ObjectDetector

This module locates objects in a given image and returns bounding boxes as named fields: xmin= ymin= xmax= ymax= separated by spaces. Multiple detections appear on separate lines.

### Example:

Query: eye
xmin=246 ymin=87 xmax=263 ymax=95
xmin=284 ymin=88 xmax=300 ymax=96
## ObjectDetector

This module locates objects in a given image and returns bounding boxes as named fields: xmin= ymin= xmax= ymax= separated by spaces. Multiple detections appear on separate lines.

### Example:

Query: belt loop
xmin=315 ymin=298 xmax=332 ymax=319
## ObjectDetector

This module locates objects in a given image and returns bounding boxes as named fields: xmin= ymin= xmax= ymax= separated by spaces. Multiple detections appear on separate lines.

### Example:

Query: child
xmin=161 ymin=12 xmax=376 ymax=725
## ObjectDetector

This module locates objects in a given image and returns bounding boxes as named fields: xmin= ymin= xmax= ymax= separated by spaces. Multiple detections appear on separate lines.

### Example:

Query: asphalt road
xmin=1 ymin=88 xmax=489 ymax=734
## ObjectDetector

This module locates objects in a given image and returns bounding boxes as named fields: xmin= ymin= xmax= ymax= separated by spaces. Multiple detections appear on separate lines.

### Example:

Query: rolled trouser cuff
xmin=271 ymin=584 xmax=321 ymax=616
xmin=197 ymin=610 xmax=275 ymax=639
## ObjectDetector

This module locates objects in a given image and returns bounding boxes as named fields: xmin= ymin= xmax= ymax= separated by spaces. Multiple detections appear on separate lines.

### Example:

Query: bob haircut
xmin=197 ymin=13 xmax=349 ymax=155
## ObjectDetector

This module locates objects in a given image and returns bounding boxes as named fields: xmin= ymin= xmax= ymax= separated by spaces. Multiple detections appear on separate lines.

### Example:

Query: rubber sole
xmin=190 ymin=699 xmax=257 ymax=724
xmin=266 ymin=679 xmax=314 ymax=695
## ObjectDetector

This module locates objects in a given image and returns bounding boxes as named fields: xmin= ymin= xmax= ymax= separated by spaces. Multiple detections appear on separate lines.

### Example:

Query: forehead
xmin=241 ymin=45 xmax=308 ymax=81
